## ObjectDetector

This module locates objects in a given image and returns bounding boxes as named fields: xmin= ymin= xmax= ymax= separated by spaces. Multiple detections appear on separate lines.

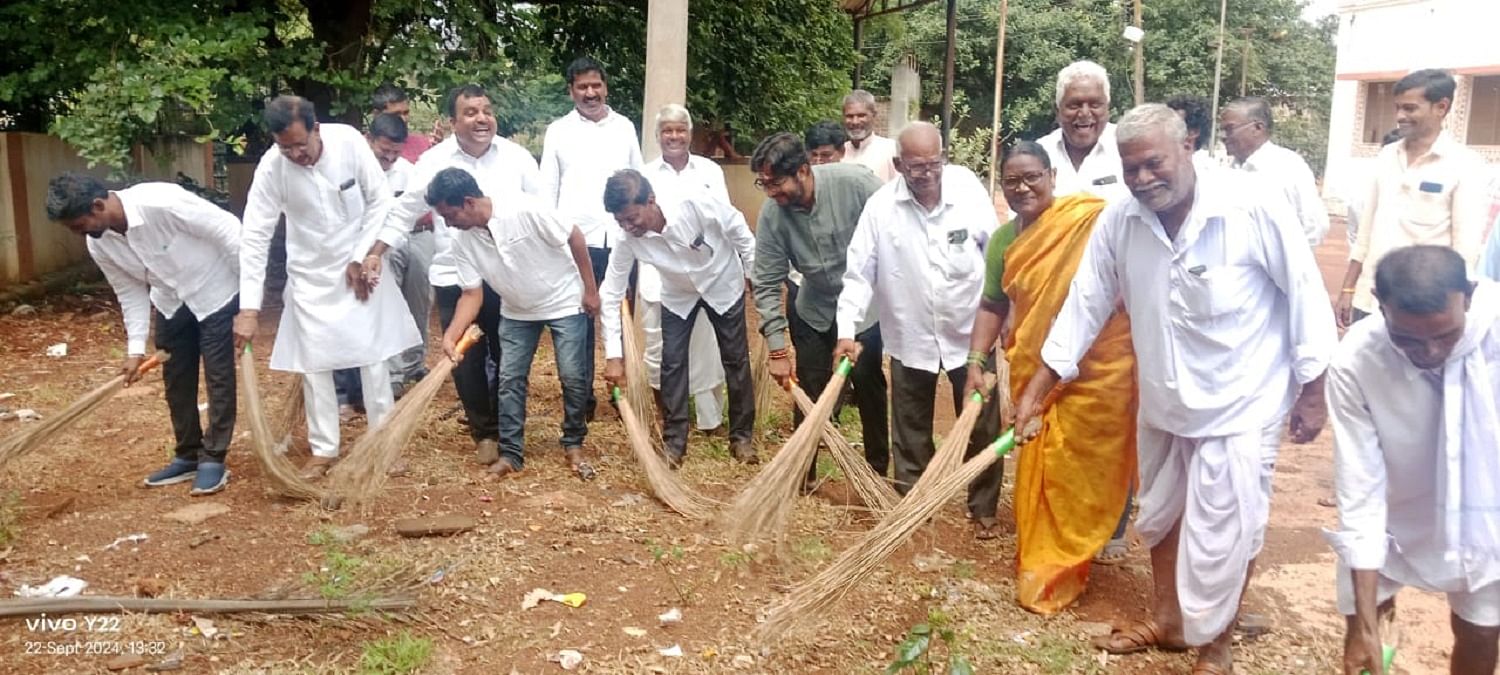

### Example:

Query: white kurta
xmin=1036 ymin=124 xmax=1129 ymax=202
xmin=539 ymin=108 xmax=644 ymax=248
xmin=1327 ymin=281 xmax=1500 ymax=619
xmin=240 ymin=123 xmax=420 ymax=373
xmin=841 ymin=134 xmax=899 ymax=183
xmin=837 ymin=165 xmax=997 ymax=374
xmin=1040 ymin=170 xmax=1336 ymax=645
xmin=1231 ymin=141 xmax=1331 ymax=247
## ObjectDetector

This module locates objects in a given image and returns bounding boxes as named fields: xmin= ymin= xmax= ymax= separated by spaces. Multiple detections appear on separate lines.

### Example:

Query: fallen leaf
xmin=659 ymin=644 xmax=683 ymax=658
xmin=623 ymin=627 xmax=647 ymax=638
xmin=522 ymin=587 xmax=554 ymax=610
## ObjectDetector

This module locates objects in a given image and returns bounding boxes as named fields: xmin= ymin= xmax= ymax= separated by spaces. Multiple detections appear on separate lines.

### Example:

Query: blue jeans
xmin=497 ymin=312 xmax=590 ymax=469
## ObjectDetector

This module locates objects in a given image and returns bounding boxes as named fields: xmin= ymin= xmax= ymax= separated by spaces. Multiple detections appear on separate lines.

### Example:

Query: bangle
xmin=966 ymin=350 xmax=988 ymax=367
xmin=768 ymin=348 xmax=790 ymax=360
xmin=1340 ymin=288 xmax=1355 ymax=294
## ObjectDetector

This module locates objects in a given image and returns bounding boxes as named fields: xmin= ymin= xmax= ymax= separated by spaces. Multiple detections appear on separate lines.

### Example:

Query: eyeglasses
xmin=1000 ymin=171 xmax=1049 ymax=191
xmin=754 ymin=175 xmax=795 ymax=193
xmin=900 ymin=159 xmax=945 ymax=178
xmin=1219 ymin=122 xmax=1250 ymax=138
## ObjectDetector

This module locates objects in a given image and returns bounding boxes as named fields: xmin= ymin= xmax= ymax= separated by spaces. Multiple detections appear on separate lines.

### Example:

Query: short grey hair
xmin=1054 ymin=60 xmax=1111 ymax=108
xmin=1116 ymin=103 xmax=1188 ymax=145
xmin=655 ymin=103 xmax=692 ymax=134
xmin=842 ymin=89 xmax=877 ymax=114
xmin=1226 ymin=96 xmax=1273 ymax=132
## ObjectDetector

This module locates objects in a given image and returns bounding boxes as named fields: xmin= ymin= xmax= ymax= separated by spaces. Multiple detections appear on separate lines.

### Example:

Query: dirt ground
xmin=0 ymin=216 xmax=1458 ymax=674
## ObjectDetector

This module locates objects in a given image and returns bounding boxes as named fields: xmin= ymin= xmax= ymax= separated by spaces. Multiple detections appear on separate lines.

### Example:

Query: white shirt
xmin=1351 ymin=132 xmax=1488 ymax=313
xmin=1232 ymin=141 xmax=1330 ymax=247
xmin=241 ymin=123 xmax=418 ymax=372
xmin=1326 ymin=288 xmax=1500 ymax=591
xmin=1037 ymin=124 xmax=1129 ymax=202
xmin=1040 ymin=170 xmax=1336 ymax=437
xmin=599 ymin=196 xmax=755 ymax=359
xmin=88 ymin=183 xmax=241 ymax=355
xmin=450 ymin=195 xmax=583 ymax=322
xmin=837 ymin=165 xmax=997 ymax=374
xmin=645 ymin=154 xmax=731 ymax=206
xmin=842 ymin=134 xmax=899 ymax=183
xmin=372 ymin=135 xmax=542 ymax=288
xmin=384 ymin=157 xmax=414 ymax=195
xmin=540 ymin=108 xmax=644 ymax=248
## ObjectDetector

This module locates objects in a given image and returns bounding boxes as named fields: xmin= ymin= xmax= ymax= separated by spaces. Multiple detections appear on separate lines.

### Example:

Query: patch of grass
xmin=356 ymin=631 xmax=433 ymax=674
xmin=719 ymin=549 xmax=754 ymax=569
xmin=837 ymin=405 xmax=861 ymax=426
xmin=815 ymin=454 xmax=843 ymax=481
xmin=303 ymin=549 xmax=366 ymax=601
xmin=305 ymin=526 xmax=337 ymax=547
xmin=0 ymin=490 xmax=21 ymax=547
xmin=701 ymin=438 xmax=730 ymax=460
xmin=951 ymin=560 xmax=976 ymax=580
xmin=984 ymin=632 xmax=1103 ymax=675
xmin=792 ymin=537 xmax=831 ymax=562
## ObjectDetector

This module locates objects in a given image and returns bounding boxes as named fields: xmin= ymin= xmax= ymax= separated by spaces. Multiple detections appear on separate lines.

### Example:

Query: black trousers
xmin=155 ymin=298 xmax=238 ymax=463
xmin=660 ymin=298 xmax=755 ymax=459
xmin=435 ymin=283 xmax=503 ymax=441
xmin=789 ymin=313 xmax=890 ymax=477
xmin=889 ymin=357 xmax=1004 ymax=519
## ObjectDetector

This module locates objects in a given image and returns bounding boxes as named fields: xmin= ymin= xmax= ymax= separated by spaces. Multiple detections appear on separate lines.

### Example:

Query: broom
xmin=240 ymin=345 xmax=323 ymax=501
xmin=749 ymin=336 xmax=777 ymax=426
xmin=721 ymin=356 xmax=854 ymax=547
xmin=324 ymin=326 xmax=482 ymax=508
xmin=919 ymin=373 xmax=998 ymax=483
xmin=757 ymin=428 xmax=1017 ymax=640
xmin=612 ymin=386 xmax=720 ymax=520
xmin=621 ymin=300 xmax=655 ymax=437
xmin=273 ymin=374 xmax=305 ymax=455
xmin=787 ymin=385 xmax=897 ymax=513
xmin=0 ymin=351 xmax=169 ymax=470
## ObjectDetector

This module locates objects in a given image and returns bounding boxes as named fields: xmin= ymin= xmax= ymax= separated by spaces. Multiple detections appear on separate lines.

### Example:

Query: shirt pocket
xmin=1404 ymin=179 xmax=1452 ymax=228
xmin=1175 ymin=265 xmax=1250 ymax=321
xmin=338 ymin=183 xmax=366 ymax=224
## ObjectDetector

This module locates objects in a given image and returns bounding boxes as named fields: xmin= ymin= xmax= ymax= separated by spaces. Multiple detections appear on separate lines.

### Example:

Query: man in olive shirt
xmin=750 ymin=132 xmax=889 ymax=480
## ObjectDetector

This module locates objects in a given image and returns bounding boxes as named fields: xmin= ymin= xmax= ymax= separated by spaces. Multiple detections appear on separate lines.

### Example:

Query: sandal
xmin=564 ymin=447 xmax=597 ymax=481
xmin=1090 ymin=620 xmax=1189 ymax=655
xmin=486 ymin=458 xmax=521 ymax=479
xmin=1094 ymin=537 xmax=1129 ymax=565
xmin=974 ymin=517 xmax=1002 ymax=541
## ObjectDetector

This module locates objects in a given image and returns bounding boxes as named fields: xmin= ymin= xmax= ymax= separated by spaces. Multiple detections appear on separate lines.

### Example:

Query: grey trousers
xmin=387 ymin=230 xmax=434 ymax=381
xmin=889 ymin=357 xmax=1004 ymax=519
xmin=659 ymin=298 xmax=754 ymax=460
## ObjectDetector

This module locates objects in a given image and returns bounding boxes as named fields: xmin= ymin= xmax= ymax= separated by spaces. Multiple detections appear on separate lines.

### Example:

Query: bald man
xmin=835 ymin=122 xmax=1005 ymax=539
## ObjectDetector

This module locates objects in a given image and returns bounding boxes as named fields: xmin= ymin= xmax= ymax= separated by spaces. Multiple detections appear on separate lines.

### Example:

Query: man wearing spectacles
xmin=1220 ymin=97 xmax=1330 ymax=247
xmin=835 ymin=121 xmax=1005 ymax=539
xmin=749 ymin=132 xmax=890 ymax=486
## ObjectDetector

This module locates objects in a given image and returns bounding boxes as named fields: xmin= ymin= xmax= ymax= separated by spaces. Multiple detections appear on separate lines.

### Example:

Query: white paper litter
xmin=103 ymin=533 xmax=149 ymax=551
xmin=45 ymin=343 xmax=67 ymax=358
xmin=658 ymin=644 xmax=683 ymax=657
xmin=552 ymin=649 xmax=584 ymax=670
xmin=658 ymin=607 xmax=682 ymax=625
xmin=16 ymin=575 xmax=88 ymax=598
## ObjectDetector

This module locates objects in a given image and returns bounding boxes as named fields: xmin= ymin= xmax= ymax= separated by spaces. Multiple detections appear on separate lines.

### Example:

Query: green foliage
xmin=356 ymin=631 xmax=434 ymax=675
xmin=887 ymin=609 xmax=972 ymax=674
xmin=862 ymin=0 xmax=1335 ymax=175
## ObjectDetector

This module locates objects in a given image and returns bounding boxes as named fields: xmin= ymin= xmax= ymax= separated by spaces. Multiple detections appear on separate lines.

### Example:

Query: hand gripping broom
xmin=722 ymin=356 xmax=854 ymax=547
xmin=0 ymin=351 xmax=169 ymax=469
xmin=613 ymin=386 xmax=719 ymax=519
xmin=324 ymin=326 xmax=482 ymax=509
xmin=757 ymin=428 xmax=1017 ymax=640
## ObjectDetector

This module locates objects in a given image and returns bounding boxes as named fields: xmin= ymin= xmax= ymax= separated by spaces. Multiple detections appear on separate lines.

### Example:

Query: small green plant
xmin=719 ymin=549 xmax=754 ymax=569
xmin=702 ymin=438 xmax=730 ymax=460
xmin=815 ymin=454 xmax=843 ymax=481
xmin=951 ymin=560 xmax=976 ymax=580
xmin=646 ymin=539 xmax=692 ymax=604
xmin=356 ymin=631 xmax=433 ymax=674
xmin=302 ymin=549 xmax=366 ymax=601
xmin=0 ymin=491 xmax=21 ymax=547
xmin=305 ymin=526 xmax=337 ymax=547
xmin=793 ymin=537 xmax=831 ymax=562
xmin=887 ymin=609 xmax=974 ymax=675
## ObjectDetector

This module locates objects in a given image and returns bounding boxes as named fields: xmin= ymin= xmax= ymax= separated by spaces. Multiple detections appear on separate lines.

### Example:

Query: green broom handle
xmin=988 ymin=428 xmax=1017 ymax=458
xmin=610 ymin=386 xmax=622 ymax=402
xmin=1360 ymin=644 xmax=1396 ymax=675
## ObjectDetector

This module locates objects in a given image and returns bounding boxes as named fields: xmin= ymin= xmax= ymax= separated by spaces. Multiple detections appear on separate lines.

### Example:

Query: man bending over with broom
xmin=834 ymin=122 xmax=1005 ymax=540
xmin=599 ymin=169 xmax=757 ymax=467
xmin=47 ymin=173 xmax=241 ymax=495
xmin=1013 ymin=104 xmax=1335 ymax=674
xmin=425 ymin=167 xmax=602 ymax=480
xmin=750 ymin=132 xmax=889 ymax=488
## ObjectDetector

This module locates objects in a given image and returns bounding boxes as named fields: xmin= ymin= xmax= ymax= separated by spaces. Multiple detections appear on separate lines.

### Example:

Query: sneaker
xmin=189 ymin=462 xmax=230 ymax=496
xmin=143 ymin=458 xmax=198 ymax=487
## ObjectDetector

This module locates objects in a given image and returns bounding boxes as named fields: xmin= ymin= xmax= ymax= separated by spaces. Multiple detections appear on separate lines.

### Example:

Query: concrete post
xmin=641 ymin=0 xmax=690 ymax=162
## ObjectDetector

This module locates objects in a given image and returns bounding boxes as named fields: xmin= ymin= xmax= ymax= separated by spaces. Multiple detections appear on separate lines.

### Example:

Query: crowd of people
xmin=37 ymin=52 xmax=1500 ymax=674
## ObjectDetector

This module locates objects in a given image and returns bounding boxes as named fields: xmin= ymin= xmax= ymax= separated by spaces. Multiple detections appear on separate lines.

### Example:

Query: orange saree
xmin=1003 ymin=193 xmax=1138 ymax=614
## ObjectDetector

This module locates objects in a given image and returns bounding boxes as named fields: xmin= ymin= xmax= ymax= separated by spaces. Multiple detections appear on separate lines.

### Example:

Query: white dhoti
xmin=638 ymin=265 xmax=725 ymax=429
xmin=1135 ymin=417 xmax=1284 ymax=646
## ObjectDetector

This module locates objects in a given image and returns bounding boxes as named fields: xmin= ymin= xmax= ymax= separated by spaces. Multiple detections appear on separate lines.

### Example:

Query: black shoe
xmin=729 ymin=439 xmax=758 ymax=464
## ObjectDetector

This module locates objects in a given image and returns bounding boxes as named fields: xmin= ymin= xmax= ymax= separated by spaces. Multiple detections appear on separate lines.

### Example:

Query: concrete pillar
xmin=641 ymin=0 xmax=690 ymax=162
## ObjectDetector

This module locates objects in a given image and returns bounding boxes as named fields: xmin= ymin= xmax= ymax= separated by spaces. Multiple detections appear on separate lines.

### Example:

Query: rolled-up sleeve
xmin=1039 ymin=213 xmax=1122 ymax=382
xmin=752 ymin=209 xmax=792 ymax=350
xmin=1324 ymin=357 xmax=1391 ymax=570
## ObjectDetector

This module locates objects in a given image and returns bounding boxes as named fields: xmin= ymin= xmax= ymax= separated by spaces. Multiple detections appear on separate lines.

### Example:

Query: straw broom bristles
xmin=750 ymin=336 xmax=776 ymax=426
xmin=240 ymin=346 xmax=324 ymax=501
xmin=621 ymin=301 xmax=656 ymax=437
xmin=0 ymin=351 xmax=169 ymax=470
xmin=614 ymin=387 xmax=720 ymax=520
xmin=756 ymin=429 xmax=1017 ymax=641
xmin=921 ymin=373 xmax=998 ymax=483
xmin=324 ymin=326 xmax=482 ymax=508
xmin=721 ymin=356 xmax=854 ymax=547
xmin=788 ymin=385 xmax=897 ymax=513
xmin=273 ymin=374 xmax=304 ymax=455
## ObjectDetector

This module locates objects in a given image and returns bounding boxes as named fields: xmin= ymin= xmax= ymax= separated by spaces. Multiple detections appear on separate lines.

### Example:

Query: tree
xmin=859 ymin=0 xmax=1336 ymax=176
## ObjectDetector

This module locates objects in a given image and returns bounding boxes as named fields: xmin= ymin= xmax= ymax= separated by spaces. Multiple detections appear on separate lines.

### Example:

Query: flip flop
xmin=564 ymin=447 xmax=597 ymax=481
xmin=974 ymin=518 xmax=1002 ymax=541
xmin=1090 ymin=620 xmax=1189 ymax=655
xmin=1094 ymin=537 xmax=1129 ymax=565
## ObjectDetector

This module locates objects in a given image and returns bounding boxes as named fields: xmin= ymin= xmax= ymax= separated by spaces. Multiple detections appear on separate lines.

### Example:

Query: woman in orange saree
xmin=964 ymin=142 xmax=1138 ymax=614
